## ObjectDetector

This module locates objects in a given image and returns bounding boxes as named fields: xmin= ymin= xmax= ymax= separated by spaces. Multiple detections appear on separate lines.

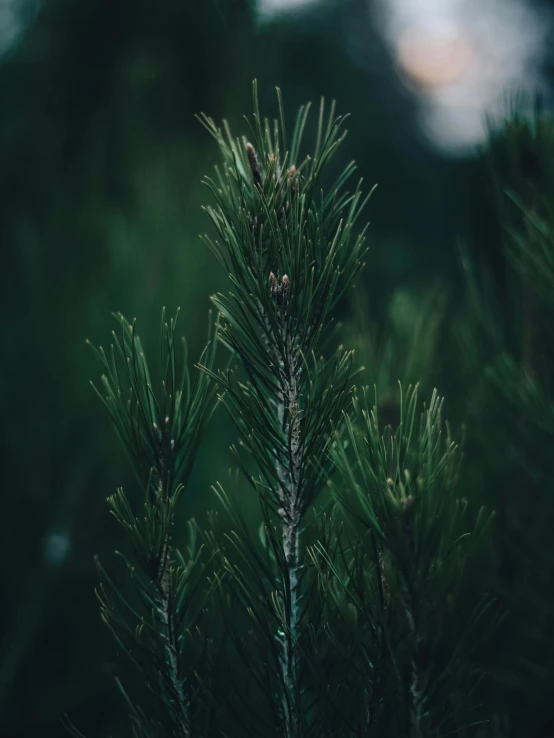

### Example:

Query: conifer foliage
xmin=317 ymin=386 xmax=496 ymax=736
xmin=73 ymin=84 xmax=499 ymax=737
xmin=197 ymin=81 xmax=373 ymax=737
xmin=65 ymin=312 xmax=219 ymax=737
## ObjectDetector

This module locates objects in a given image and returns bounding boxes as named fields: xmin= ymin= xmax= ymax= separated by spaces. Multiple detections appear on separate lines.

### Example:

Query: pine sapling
xmin=65 ymin=311 xmax=219 ymax=737
xmin=314 ymin=384 xmax=498 ymax=736
xmin=68 ymin=83 xmax=504 ymax=738
xmin=198 ymin=81 xmax=374 ymax=736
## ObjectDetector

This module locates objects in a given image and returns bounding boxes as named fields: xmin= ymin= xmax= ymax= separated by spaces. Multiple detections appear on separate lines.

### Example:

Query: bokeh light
xmin=371 ymin=0 xmax=551 ymax=153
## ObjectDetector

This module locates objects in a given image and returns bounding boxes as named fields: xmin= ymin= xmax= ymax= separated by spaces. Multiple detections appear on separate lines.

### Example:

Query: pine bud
xmin=400 ymin=494 xmax=415 ymax=513
xmin=246 ymin=142 xmax=262 ymax=188
xmin=278 ymin=274 xmax=291 ymax=309
xmin=288 ymin=165 xmax=297 ymax=199
xmin=269 ymin=271 xmax=278 ymax=293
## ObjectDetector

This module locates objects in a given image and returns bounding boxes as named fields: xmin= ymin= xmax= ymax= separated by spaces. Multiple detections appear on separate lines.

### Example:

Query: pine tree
xmin=316 ymin=385 xmax=497 ymax=736
xmin=65 ymin=311 xmax=219 ymax=737
xmin=197 ymin=80 xmax=372 ymax=737
xmin=69 ymin=83 xmax=501 ymax=738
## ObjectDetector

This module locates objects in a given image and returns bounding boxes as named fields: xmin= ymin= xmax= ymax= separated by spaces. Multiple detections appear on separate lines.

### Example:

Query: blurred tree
xmin=451 ymin=104 xmax=554 ymax=736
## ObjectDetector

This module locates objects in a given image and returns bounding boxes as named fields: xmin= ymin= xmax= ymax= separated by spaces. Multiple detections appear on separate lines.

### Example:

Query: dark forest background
xmin=1 ymin=0 xmax=554 ymax=735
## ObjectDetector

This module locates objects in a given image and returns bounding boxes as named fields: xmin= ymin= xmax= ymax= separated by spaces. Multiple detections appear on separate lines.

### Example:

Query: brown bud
xmin=269 ymin=272 xmax=277 ymax=293
xmin=246 ymin=142 xmax=262 ymax=187
xmin=288 ymin=165 xmax=297 ymax=196
xmin=279 ymin=275 xmax=290 ymax=306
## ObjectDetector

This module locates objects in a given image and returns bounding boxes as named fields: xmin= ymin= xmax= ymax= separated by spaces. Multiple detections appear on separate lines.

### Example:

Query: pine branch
xmin=398 ymin=493 xmax=426 ymax=738
xmin=148 ymin=415 xmax=191 ymax=732
xmin=160 ymin=564 xmax=190 ymax=736
xmin=270 ymin=273 xmax=303 ymax=737
xmin=199 ymin=81 xmax=373 ymax=736
xmin=80 ymin=311 xmax=219 ymax=737
xmin=323 ymin=385 xmax=498 ymax=735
